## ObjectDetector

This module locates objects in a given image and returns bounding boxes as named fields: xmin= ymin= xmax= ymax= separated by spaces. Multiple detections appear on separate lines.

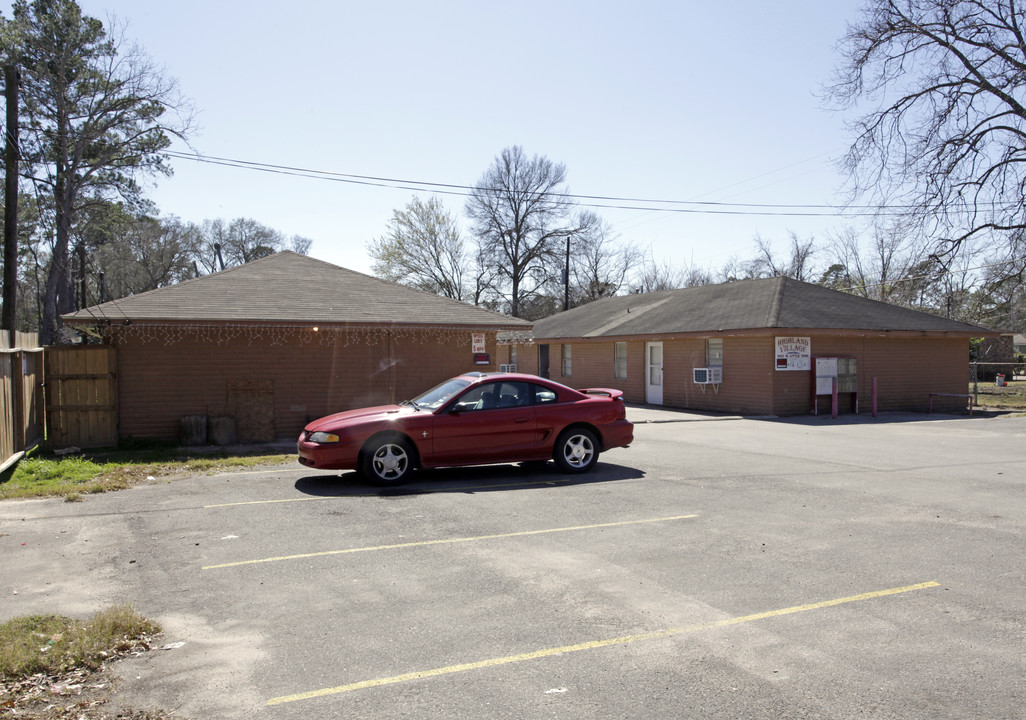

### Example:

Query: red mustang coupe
xmin=297 ymin=372 xmax=633 ymax=485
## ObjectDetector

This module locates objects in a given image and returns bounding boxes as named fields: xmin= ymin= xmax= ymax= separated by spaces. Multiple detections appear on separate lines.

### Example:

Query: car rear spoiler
xmin=579 ymin=388 xmax=625 ymax=399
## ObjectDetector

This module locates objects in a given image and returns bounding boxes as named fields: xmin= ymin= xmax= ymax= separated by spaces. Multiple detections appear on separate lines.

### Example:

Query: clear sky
xmin=13 ymin=0 xmax=868 ymax=277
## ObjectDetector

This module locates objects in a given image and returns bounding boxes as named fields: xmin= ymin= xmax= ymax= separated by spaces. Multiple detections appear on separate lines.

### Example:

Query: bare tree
xmin=680 ymin=263 xmax=715 ymax=288
xmin=718 ymin=255 xmax=765 ymax=283
xmin=197 ymin=217 xmax=302 ymax=273
xmin=826 ymin=224 xmax=934 ymax=304
xmin=634 ymin=253 xmax=712 ymax=292
xmin=369 ymin=196 xmax=467 ymax=300
xmin=990 ymin=239 xmax=1026 ymax=330
xmin=216 ymin=218 xmax=280 ymax=267
xmin=465 ymin=146 xmax=590 ymax=317
xmin=746 ymin=232 xmax=819 ymax=281
xmin=753 ymin=235 xmax=786 ymax=278
xmin=821 ymin=222 xmax=995 ymax=322
xmin=829 ymin=0 xmax=1026 ymax=264
xmin=937 ymin=243 xmax=988 ymax=321
xmin=288 ymin=234 xmax=312 ymax=255
xmin=469 ymin=242 xmax=498 ymax=309
xmin=568 ymin=212 xmax=643 ymax=305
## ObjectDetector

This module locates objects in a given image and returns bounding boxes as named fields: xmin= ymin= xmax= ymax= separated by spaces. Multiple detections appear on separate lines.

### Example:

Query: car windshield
xmin=410 ymin=378 xmax=472 ymax=410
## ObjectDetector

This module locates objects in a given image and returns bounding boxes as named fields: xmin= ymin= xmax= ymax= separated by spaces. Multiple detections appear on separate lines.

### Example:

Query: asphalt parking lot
xmin=2 ymin=408 xmax=1024 ymax=719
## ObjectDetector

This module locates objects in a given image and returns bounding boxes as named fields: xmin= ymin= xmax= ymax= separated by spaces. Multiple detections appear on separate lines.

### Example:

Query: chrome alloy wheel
xmin=371 ymin=442 xmax=409 ymax=481
xmin=560 ymin=432 xmax=595 ymax=469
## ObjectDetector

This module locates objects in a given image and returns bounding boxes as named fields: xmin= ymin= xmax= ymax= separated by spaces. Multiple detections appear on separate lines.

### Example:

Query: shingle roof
xmin=63 ymin=251 xmax=528 ymax=328
xmin=533 ymin=276 xmax=994 ymax=339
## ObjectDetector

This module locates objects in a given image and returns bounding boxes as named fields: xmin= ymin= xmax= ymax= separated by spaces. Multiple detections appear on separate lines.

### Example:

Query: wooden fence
xmin=44 ymin=345 xmax=118 ymax=450
xmin=1 ymin=332 xmax=44 ymax=473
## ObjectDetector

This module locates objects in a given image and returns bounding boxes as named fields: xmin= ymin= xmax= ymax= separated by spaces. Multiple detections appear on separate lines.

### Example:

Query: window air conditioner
xmin=499 ymin=364 xmax=517 ymax=373
xmin=693 ymin=367 xmax=722 ymax=384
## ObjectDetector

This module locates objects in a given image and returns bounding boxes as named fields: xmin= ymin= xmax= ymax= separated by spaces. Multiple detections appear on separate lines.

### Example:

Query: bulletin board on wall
xmin=811 ymin=357 xmax=858 ymax=414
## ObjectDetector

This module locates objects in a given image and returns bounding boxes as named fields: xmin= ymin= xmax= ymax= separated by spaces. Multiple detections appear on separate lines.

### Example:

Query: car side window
xmin=452 ymin=382 xmax=533 ymax=411
xmin=451 ymin=384 xmax=499 ymax=412
xmin=532 ymin=383 xmax=558 ymax=405
xmin=495 ymin=381 xmax=530 ymax=408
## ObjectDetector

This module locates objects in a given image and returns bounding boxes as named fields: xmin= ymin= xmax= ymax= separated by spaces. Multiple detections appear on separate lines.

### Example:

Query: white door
xmin=646 ymin=342 xmax=663 ymax=405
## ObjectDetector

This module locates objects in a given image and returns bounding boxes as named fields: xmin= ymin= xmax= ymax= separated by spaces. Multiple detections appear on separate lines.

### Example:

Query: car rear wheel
xmin=553 ymin=428 xmax=598 ymax=473
xmin=360 ymin=437 xmax=414 ymax=486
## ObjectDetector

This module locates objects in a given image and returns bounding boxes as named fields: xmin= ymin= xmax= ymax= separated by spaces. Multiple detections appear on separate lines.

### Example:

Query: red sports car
xmin=297 ymin=372 xmax=633 ymax=485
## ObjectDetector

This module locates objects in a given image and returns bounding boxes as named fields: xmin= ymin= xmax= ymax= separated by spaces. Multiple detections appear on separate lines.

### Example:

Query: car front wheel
xmin=360 ymin=437 xmax=414 ymax=486
xmin=553 ymin=428 xmax=598 ymax=473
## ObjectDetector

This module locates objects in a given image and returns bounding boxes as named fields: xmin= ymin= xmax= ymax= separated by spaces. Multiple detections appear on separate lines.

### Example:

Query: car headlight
xmin=308 ymin=431 xmax=340 ymax=443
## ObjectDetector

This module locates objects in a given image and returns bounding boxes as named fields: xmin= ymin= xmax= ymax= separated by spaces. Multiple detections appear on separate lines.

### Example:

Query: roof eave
xmin=531 ymin=326 xmax=999 ymax=341
xmin=64 ymin=317 xmax=531 ymax=330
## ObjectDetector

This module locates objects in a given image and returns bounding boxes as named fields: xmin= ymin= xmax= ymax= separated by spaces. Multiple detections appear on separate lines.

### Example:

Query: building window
xmin=706 ymin=338 xmax=723 ymax=367
xmin=562 ymin=344 xmax=572 ymax=377
xmin=510 ymin=346 xmax=518 ymax=369
xmin=614 ymin=342 xmax=627 ymax=380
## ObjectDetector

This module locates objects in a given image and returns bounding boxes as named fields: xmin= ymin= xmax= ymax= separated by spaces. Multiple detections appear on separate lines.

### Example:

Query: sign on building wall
xmin=775 ymin=336 xmax=811 ymax=371
xmin=472 ymin=333 xmax=489 ymax=365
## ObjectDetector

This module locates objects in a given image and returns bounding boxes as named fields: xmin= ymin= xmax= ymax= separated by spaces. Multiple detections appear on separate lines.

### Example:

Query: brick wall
xmin=804 ymin=335 xmax=969 ymax=414
xmin=525 ymin=333 xmax=972 ymax=416
xmin=511 ymin=343 xmax=540 ymax=376
xmin=114 ymin=328 xmax=502 ymax=442
xmin=530 ymin=337 xmax=776 ymax=414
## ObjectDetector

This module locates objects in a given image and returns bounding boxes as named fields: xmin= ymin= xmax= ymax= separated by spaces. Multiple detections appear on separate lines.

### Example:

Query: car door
xmin=529 ymin=381 xmax=571 ymax=448
xmin=430 ymin=381 xmax=539 ymax=465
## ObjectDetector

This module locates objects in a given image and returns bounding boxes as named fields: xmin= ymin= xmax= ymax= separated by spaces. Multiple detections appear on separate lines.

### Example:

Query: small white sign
xmin=472 ymin=332 xmax=486 ymax=354
xmin=775 ymin=336 xmax=811 ymax=371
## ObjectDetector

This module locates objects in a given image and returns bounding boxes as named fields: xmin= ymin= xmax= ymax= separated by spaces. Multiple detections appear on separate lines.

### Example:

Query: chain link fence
xmin=969 ymin=361 xmax=1026 ymax=410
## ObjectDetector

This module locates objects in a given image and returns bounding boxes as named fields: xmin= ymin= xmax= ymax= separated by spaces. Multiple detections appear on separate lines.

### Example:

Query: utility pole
xmin=3 ymin=65 xmax=24 ymax=456
xmin=2 ymin=64 xmax=20 ymax=345
xmin=1010 ymin=281 xmax=1019 ymax=334
xmin=562 ymin=236 xmax=570 ymax=312
xmin=77 ymin=243 xmax=87 ymax=309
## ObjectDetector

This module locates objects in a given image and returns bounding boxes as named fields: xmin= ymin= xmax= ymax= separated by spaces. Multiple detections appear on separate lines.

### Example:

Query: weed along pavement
xmin=2 ymin=408 xmax=1024 ymax=719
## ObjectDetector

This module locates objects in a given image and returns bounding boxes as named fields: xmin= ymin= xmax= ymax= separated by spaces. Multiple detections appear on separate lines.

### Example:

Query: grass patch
xmin=0 ymin=446 xmax=292 ymax=500
xmin=0 ymin=606 xmax=172 ymax=718
xmin=0 ymin=605 xmax=159 ymax=680
xmin=970 ymin=378 xmax=1026 ymax=410
xmin=0 ymin=456 xmax=115 ymax=500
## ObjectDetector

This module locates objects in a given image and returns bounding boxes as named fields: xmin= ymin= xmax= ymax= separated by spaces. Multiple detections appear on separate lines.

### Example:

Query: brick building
xmin=508 ymin=277 xmax=995 ymax=416
xmin=62 ymin=252 xmax=529 ymax=442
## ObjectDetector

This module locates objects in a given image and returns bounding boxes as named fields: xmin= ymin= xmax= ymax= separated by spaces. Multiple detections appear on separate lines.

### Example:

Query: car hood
xmin=304 ymin=404 xmax=419 ymax=431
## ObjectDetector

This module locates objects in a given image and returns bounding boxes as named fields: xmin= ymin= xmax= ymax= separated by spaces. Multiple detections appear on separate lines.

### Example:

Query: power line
xmin=161 ymin=150 xmax=903 ymax=219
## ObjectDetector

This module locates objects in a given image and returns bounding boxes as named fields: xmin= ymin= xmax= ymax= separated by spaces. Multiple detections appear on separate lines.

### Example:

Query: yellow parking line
xmin=205 ymin=497 xmax=327 ymax=508
xmin=266 ymin=581 xmax=940 ymax=706
xmin=204 ymin=478 xmax=575 ymax=508
xmin=202 ymin=514 xmax=699 ymax=570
